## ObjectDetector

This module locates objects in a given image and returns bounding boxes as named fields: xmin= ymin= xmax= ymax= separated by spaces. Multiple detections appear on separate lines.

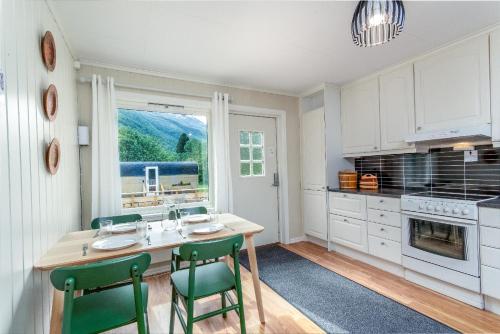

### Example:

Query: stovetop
xmin=406 ymin=191 xmax=497 ymax=202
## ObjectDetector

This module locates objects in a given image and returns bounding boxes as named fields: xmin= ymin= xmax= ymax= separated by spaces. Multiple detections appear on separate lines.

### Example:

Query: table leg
xmin=50 ymin=289 xmax=63 ymax=334
xmin=244 ymin=234 xmax=265 ymax=324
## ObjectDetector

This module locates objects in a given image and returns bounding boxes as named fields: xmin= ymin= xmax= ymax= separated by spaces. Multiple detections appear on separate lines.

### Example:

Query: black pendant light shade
xmin=351 ymin=0 xmax=405 ymax=47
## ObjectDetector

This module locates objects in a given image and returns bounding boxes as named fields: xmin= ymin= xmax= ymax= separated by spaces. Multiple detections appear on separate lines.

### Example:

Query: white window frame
xmin=239 ymin=130 xmax=265 ymax=177
xmin=116 ymin=90 xmax=213 ymax=217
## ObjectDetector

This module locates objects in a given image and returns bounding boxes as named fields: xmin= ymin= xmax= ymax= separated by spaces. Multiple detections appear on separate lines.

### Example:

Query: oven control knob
xmin=452 ymin=208 xmax=460 ymax=214
xmin=443 ymin=207 xmax=450 ymax=213
xmin=435 ymin=206 xmax=442 ymax=212
xmin=419 ymin=203 xmax=425 ymax=209
xmin=427 ymin=205 xmax=434 ymax=211
xmin=462 ymin=209 xmax=470 ymax=215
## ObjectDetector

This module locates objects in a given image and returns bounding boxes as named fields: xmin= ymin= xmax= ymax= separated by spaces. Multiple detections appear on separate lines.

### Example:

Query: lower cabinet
xmin=330 ymin=214 xmax=368 ymax=252
xmin=368 ymin=235 xmax=402 ymax=264
xmin=479 ymin=207 xmax=500 ymax=299
xmin=303 ymin=190 xmax=327 ymax=240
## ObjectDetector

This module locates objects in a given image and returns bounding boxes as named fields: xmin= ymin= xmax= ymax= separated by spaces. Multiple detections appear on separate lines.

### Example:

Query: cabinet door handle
xmin=380 ymin=242 xmax=385 ymax=246
xmin=379 ymin=213 xmax=385 ymax=217
xmin=343 ymin=218 xmax=349 ymax=222
xmin=343 ymin=194 xmax=347 ymax=198
xmin=374 ymin=146 xmax=378 ymax=150
xmin=380 ymin=227 xmax=385 ymax=231
xmin=417 ymin=126 xmax=422 ymax=131
xmin=379 ymin=199 xmax=384 ymax=203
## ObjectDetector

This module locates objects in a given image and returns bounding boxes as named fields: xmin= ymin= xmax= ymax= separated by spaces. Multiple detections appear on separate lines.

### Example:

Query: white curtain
xmin=91 ymin=75 xmax=122 ymax=219
xmin=212 ymin=92 xmax=233 ymax=212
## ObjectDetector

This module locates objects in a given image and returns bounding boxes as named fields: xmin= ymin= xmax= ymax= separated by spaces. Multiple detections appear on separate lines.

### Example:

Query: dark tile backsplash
xmin=354 ymin=145 xmax=500 ymax=195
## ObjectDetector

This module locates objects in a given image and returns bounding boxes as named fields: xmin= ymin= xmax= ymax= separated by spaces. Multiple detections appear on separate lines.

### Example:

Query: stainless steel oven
xmin=402 ymin=211 xmax=479 ymax=277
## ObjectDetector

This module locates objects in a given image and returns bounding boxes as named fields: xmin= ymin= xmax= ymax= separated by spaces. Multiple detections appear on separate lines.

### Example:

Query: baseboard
xmin=305 ymin=235 xmax=328 ymax=248
xmin=484 ymin=296 xmax=500 ymax=315
xmin=405 ymin=270 xmax=484 ymax=309
xmin=330 ymin=242 xmax=405 ymax=277
xmin=288 ymin=235 xmax=307 ymax=244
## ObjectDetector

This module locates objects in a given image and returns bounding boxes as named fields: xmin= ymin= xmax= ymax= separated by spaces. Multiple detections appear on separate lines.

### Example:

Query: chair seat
xmin=171 ymin=262 xmax=235 ymax=299
xmin=70 ymin=282 xmax=148 ymax=334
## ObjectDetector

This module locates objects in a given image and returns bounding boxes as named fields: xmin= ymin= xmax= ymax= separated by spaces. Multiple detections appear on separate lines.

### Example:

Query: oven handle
xmin=401 ymin=211 xmax=477 ymax=227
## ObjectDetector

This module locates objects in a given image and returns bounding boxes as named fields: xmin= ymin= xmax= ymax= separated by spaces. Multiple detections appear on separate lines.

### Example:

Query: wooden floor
xmin=110 ymin=242 xmax=500 ymax=333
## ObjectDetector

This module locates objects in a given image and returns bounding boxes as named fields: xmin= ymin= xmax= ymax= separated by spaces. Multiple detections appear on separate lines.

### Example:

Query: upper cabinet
xmin=491 ymin=28 xmax=500 ymax=145
xmin=341 ymin=78 xmax=380 ymax=155
xmin=379 ymin=64 xmax=415 ymax=151
xmin=301 ymin=107 xmax=326 ymax=190
xmin=414 ymin=35 xmax=491 ymax=133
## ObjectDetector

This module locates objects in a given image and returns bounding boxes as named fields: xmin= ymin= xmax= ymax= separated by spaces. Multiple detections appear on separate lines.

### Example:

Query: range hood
xmin=405 ymin=124 xmax=491 ymax=143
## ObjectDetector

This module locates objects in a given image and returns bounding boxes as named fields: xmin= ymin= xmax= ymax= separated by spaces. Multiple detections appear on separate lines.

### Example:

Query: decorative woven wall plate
xmin=45 ymin=138 xmax=61 ymax=175
xmin=41 ymin=31 xmax=56 ymax=71
xmin=43 ymin=84 xmax=58 ymax=121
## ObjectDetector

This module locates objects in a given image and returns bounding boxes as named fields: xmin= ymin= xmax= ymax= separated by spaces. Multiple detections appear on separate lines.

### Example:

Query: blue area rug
xmin=239 ymin=245 xmax=457 ymax=334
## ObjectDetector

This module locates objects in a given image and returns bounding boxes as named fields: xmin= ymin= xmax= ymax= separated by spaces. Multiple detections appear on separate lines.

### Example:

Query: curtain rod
xmin=78 ymin=76 xmax=213 ymax=100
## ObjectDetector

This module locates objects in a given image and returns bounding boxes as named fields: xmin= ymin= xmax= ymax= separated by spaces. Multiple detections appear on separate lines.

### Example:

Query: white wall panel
xmin=0 ymin=0 xmax=81 ymax=333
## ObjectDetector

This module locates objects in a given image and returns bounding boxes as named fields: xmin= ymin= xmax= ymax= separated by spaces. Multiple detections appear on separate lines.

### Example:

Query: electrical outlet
xmin=464 ymin=150 xmax=478 ymax=163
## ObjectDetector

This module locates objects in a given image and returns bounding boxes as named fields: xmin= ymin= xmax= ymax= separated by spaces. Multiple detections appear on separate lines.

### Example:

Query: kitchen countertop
xmin=327 ymin=187 xmax=409 ymax=198
xmin=477 ymin=198 xmax=500 ymax=209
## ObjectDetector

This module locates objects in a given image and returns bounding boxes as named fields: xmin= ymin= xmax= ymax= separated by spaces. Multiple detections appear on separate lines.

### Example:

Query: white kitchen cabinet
xmin=303 ymin=189 xmax=327 ymax=240
xmin=341 ymin=78 xmax=380 ymax=155
xmin=330 ymin=214 xmax=368 ymax=252
xmin=491 ymin=28 xmax=500 ymax=145
xmin=301 ymin=107 xmax=326 ymax=190
xmin=414 ymin=35 xmax=490 ymax=132
xmin=329 ymin=192 xmax=367 ymax=220
xmin=368 ymin=235 xmax=402 ymax=264
xmin=379 ymin=64 xmax=415 ymax=150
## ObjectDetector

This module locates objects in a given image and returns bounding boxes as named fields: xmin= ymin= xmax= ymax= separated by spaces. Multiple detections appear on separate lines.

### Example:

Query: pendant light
xmin=351 ymin=0 xmax=405 ymax=47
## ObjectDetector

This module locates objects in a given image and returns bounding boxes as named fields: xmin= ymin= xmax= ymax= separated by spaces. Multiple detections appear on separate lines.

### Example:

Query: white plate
xmin=191 ymin=223 xmax=224 ymax=235
xmin=183 ymin=214 xmax=210 ymax=224
xmin=92 ymin=235 xmax=139 ymax=251
xmin=112 ymin=223 xmax=136 ymax=234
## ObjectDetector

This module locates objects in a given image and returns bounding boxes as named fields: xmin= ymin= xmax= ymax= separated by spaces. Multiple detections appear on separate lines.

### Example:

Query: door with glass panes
xmin=229 ymin=114 xmax=279 ymax=246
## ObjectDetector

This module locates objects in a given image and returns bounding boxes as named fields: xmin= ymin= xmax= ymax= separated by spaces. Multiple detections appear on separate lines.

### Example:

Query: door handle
xmin=272 ymin=172 xmax=279 ymax=187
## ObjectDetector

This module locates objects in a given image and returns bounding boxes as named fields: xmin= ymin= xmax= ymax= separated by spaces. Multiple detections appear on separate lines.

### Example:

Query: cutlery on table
xmin=146 ymin=235 xmax=151 ymax=246
xmin=82 ymin=243 xmax=88 ymax=256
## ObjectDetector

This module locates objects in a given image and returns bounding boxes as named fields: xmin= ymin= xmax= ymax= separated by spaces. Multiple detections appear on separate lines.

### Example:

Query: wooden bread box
xmin=359 ymin=174 xmax=378 ymax=190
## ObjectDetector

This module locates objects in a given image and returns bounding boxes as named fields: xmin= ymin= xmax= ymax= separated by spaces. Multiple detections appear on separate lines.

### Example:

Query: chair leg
xmin=169 ymin=287 xmax=177 ymax=334
xmin=145 ymin=311 xmax=151 ymax=334
xmin=235 ymin=286 xmax=246 ymax=334
xmin=221 ymin=293 xmax=227 ymax=318
xmin=186 ymin=297 xmax=194 ymax=334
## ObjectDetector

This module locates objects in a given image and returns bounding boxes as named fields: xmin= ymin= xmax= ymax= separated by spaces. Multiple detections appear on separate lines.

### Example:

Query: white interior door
xmin=229 ymin=114 xmax=279 ymax=246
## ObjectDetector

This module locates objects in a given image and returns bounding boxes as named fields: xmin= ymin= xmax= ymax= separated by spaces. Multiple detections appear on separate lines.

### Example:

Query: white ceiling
xmin=51 ymin=1 xmax=500 ymax=95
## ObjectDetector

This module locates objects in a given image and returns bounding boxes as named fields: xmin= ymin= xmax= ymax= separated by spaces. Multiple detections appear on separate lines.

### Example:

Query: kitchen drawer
xmin=479 ymin=207 xmax=500 ymax=228
xmin=481 ymin=246 xmax=500 ymax=270
xmin=367 ymin=208 xmax=401 ymax=228
xmin=368 ymin=222 xmax=401 ymax=242
xmin=330 ymin=192 xmax=367 ymax=220
xmin=367 ymin=196 xmax=400 ymax=212
xmin=481 ymin=265 xmax=500 ymax=299
xmin=480 ymin=226 xmax=500 ymax=249
xmin=368 ymin=235 xmax=402 ymax=264
xmin=330 ymin=214 xmax=368 ymax=253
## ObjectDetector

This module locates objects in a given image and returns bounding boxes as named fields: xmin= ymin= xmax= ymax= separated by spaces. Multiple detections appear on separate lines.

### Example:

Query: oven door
xmin=402 ymin=212 xmax=479 ymax=277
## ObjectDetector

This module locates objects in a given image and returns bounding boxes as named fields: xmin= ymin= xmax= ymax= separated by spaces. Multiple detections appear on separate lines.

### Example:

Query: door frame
xmin=229 ymin=104 xmax=290 ymax=244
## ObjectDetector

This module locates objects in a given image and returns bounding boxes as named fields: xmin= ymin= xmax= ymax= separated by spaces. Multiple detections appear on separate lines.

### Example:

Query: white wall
xmin=0 ymin=0 xmax=81 ymax=333
xmin=76 ymin=64 xmax=303 ymax=239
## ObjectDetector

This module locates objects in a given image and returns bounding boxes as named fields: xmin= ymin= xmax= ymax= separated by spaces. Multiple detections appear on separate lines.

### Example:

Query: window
xmin=118 ymin=106 xmax=209 ymax=210
xmin=239 ymin=130 xmax=264 ymax=177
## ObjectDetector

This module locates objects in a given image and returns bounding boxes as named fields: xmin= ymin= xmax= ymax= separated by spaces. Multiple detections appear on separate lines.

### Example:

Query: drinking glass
xmin=136 ymin=220 xmax=148 ymax=240
xmin=179 ymin=210 xmax=190 ymax=228
xmin=99 ymin=220 xmax=113 ymax=238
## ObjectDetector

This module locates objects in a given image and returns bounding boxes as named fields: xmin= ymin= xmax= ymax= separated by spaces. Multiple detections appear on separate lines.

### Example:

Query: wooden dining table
xmin=34 ymin=213 xmax=266 ymax=333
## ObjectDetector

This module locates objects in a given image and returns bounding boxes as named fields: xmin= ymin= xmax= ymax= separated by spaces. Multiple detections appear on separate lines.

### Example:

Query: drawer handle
xmin=380 ymin=227 xmax=385 ymax=231
xmin=343 ymin=218 xmax=349 ymax=222
xmin=379 ymin=199 xmax=384 ymax=203
xmin=380 ymin=242 xmax=385 ymax=246
xmin=343 ymin=194 xmax=347 ymax=198
xmin=379 ymin=213 xmax=385 ymax=217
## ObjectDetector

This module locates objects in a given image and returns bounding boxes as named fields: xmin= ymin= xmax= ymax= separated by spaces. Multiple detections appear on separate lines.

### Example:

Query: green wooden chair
xmin=50 ymin=253 xmax=151 ymax=334
xmin=169 ymin=234 xmax=246 ymax=334
xmin=90 ymin=213 xmax=143 ymax=230
xmin=169 ymin=207 xmax=212 ymax=272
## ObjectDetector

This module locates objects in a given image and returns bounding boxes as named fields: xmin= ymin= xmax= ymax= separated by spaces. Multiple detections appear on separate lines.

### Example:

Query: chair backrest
xmin=50 ymin=253 xmax=151 ymax=291
xmin=90 ymin=214 xmax=143 ymax=229
xmin=168 ymin=206 xmax=207 ymax=220
xmin=179 ymin=234 xmax=244 ymax=261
